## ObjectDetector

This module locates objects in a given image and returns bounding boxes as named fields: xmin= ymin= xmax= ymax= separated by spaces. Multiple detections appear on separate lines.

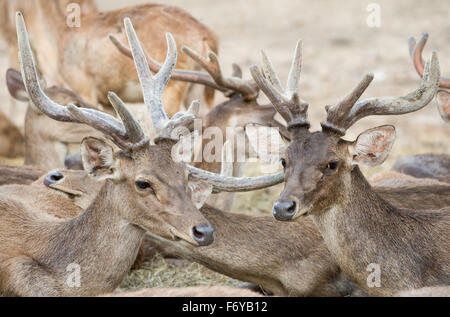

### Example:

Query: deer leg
xmin=0 ymin=256 xmax=60 ymax=296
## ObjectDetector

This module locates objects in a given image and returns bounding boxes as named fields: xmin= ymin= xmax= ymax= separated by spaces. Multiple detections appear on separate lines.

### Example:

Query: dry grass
xmin=118 ymin=254 xmax=240 ymax=292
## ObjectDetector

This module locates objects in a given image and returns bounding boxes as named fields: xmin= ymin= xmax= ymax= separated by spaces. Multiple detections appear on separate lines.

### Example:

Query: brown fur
xmin=0 ymin=0 xmax=218 ymax=116
xmin=0 ymin=110 xmax=24 ymax=158
xmin=278 ymin=129 xmax=450 ymax=296
xmin=392 ymin=153 xmax=450 ymax=184
xmin=37 ymin=166 xmax=450 ymax=296
xmin=0 ymin=142 xmax=211 ymax=296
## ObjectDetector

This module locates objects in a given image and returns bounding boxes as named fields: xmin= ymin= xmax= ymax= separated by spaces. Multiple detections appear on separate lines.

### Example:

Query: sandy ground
xmin=0 ymin=0 xmax=449 ymax=291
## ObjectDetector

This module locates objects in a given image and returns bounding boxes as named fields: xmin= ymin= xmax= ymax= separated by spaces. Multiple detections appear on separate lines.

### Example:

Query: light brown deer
xmin=39 ymin=151 xmax=450 ymax=297
xmin=0 ymin=14 xmax=281 ymax=296
xmin=0 ymin=0 xmax=218 ymax=115
xmin=6 ymin=68 xmax=102 ymax=169
xmin=250 ymin=41 xmax=449 ymax=296
xmin=0 ymin=13 xmax=218 ymax=297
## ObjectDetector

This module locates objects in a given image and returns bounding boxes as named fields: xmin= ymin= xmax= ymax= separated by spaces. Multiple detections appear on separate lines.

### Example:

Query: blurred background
xmin=0 ymin=0 xmax=448 ymax=291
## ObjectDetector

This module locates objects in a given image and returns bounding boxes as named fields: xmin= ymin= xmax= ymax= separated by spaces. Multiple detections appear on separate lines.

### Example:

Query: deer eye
xmin=326 ymin=161 xmax=339 ymax=171
xmin=280 ymin=158 xmax=287 ymax=168
xmin=135 ymin=180 xmax=155 ymax=194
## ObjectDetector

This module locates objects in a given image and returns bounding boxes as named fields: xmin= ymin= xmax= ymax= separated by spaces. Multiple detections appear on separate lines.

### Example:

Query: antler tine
xmin=323 ymin=52 xmax=441 ymax=135
xmin=109 ymin=34 xmax=228 ymax=93
xmin=187 ymin=165 xmax=284 ymax=192
xmin=124 ymin=18 xmax=174 ymax=134
xmin=321 ymin=73 xmax=374 ymax=135
xmin=409 ymin=33 xmax=450 ymax=88
xmin=182 ymin=46 xmax=259 ymax=100
xmin=250 ymin=40 xmax=310 ymax=130
xmin=107 ymin=92 xmax=146 ymax=143
xmin=17 ymin=12 xmax=146 ymax=150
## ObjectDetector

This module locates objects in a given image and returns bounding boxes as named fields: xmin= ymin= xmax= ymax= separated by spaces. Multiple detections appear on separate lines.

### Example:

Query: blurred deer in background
xmin=387 ymin=34 xmax=450 ymax=183
xmin=0 ymin=0 xmax=218 ymax=123
xmin=6 ymin=68 xmax=102 ymax=169
xmin=0 ymin=108 xmax=23 ymax=158
xmin=251 ymin=40 xmax=449 ymax=296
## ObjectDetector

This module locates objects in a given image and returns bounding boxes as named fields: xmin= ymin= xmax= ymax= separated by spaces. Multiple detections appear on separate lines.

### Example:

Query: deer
xmin=249 ymin=39 xmax=449 ymax=296
xmin=0 ymin=14 xmax=282 ymax=296
xmin=387 ymin=34 xmax=450 ymax=183
xmin=0 ymin=0 xmax=218 ymax=119
xmin=39 ymin=145 xmax=450 ymax=297
xmin=6 ymin=68 xmax=102 ymax=169
xmin=110 ymin=33 xmax=282 ymax=211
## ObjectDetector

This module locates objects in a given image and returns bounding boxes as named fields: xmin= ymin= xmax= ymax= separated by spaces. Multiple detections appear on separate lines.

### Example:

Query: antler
xmin=321 ymin=52 xmax=440 ymax=135
xmin=110 ymin=33 xmax=259 ymax=100
xmin=109 ymin=34 xmax=228 ymax=94
xmin=408 ymin=33 xmax=450 ymax=88
xmin=181 ymin=46 xmax=258 ymax=100
xmin=409 ymin=33 xmax=450 ymax=122
xmin=250 ymin=40 xmax=310 ymax=130
xmin=16 ymin=12 xmax=147 ymax=150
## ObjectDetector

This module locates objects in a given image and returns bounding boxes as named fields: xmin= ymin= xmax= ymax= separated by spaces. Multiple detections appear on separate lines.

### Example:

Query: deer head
xmin=250 ymin=40 xmax=440 ymax=221
xmin=17 ymin=12 xmax=217 ymax=246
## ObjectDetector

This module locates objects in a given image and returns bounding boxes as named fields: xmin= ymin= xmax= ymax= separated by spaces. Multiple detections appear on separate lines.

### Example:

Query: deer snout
xmin=44 ymin=170 xmax=64 ymax=186
xmin=273 ymin=200 xmax=298 ymax=221
xmin=191 ymin=225 xmax=215 ymax=246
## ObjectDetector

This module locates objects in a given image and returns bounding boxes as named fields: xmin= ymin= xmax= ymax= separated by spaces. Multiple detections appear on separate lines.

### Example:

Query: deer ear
xmin=188 ymin=181 xmax=213 ymax=209
xmin=245 ymin=123 xmax=285 ymax=164
xmin=80 ymin=137 xmax=119 ymax=180
xmin=349 ymin=125 xmax=396 ymax=167
xmin=6 ymin=68 xmax=29 ymax=102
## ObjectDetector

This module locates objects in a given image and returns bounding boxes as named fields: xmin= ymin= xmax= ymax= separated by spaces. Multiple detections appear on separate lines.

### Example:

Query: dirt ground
xmin=0 ymin=0 xmax=449 ymax=292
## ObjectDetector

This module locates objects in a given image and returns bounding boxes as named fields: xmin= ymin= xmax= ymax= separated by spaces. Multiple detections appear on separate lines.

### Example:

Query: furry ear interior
xmin=80 ymin=137 xmax=119 ymax=180
xmin=349 ymin=125 xmax=396 ymax=167
xmin=6 ymin=68 xmax=29 ymax=102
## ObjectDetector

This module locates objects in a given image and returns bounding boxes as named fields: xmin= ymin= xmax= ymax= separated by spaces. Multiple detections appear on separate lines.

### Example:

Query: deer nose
xmin=191 ymin=225 xmax=215 ymax=246
xmin=44 ymin=170 xmax=64 ymax=186
xmin=273 ymin=201 xmax=297 ymax=221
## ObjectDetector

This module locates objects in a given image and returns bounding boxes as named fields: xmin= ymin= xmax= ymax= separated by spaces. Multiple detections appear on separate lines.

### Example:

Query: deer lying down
xmin=0 ymin=15 xmax=280 ymax=296
xmin=6 ymin=68 xmax=101 ymax=169
xmin=1 ymin=14 xmax=214 ymax=297
xmin=396 ymin=286 xmax=449 ymax=297
xmin=0 ymin=164 xmax=46 ymax=186
xmin=43 ymin=165 xmax=450 ymax=297
xmin=103 ymin=286 xmax=262 ymax=297
xmin=1 ymin=0 xmax=218 ymax=114
xmin=251 ymin=41 xmax=449 ymax=296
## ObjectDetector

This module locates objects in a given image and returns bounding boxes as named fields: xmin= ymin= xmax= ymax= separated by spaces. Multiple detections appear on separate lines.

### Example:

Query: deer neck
xmin=310 ymin=166 xmax=399 ymax=294
xmin=38 ymin=180 xmax=145 ymax=295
